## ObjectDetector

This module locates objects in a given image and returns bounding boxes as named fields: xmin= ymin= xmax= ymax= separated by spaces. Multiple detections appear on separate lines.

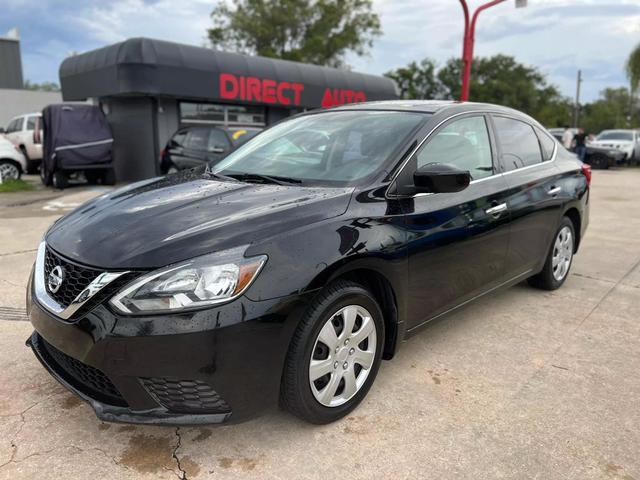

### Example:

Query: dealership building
xmin=59 ymin=37 xmax=398 ymax=182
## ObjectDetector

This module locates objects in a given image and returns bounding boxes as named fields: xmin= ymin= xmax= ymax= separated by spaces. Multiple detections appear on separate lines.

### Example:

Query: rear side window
xmin=208 ymin=129 xmax=230 ymax=150
xmin=170 ymin=130 xmax=187 ymax=147
xmin=535 ymin=127 xmax=555 ymax=161
xmin=493 ymin=116 xmax=542 ymax=171
xmin=26 ymin=116 xmax=37 ymax=131
xmin=184 ymin=129 xmax=209 ymax=151
xmin=15 ymin=117 xmax=24 ymax=132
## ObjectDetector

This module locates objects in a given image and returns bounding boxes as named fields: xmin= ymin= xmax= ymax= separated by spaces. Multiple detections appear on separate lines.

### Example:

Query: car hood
xmin=45 ymin=172 xmax=353 ymax=269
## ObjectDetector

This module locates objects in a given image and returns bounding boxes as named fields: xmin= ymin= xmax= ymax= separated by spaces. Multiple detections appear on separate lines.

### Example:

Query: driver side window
xmin=416 ymin=116 xmax=493 ymax=181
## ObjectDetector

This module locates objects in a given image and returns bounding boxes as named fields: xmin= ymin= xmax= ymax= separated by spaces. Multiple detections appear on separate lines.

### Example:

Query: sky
xmin=1 ymin=0 xmax=639 ymax=102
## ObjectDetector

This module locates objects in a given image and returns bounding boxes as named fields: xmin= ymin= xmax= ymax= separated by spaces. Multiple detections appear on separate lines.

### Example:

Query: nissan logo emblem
xmin=48 ymin=266 xmax=65 ymax=294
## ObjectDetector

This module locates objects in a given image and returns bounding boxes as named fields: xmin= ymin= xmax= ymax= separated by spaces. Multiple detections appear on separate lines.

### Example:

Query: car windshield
xmin=597 ymin=131 xmax=633 ymax=141
xmin=213 ymin=110 xmax=426 ymax=185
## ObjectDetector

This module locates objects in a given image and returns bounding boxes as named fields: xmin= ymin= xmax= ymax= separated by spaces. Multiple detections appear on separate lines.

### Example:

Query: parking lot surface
xmin=0 ymin=170 xmax=639 ymax=480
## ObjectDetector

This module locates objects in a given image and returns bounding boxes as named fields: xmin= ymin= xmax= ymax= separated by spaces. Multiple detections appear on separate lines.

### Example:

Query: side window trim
xmin=533 ymin=126 xmax=558 ymax=162
xmin=388 ymin=110 xmax=502 ymax=197
xmin=414 ymin=113 xmax=497 ymax=182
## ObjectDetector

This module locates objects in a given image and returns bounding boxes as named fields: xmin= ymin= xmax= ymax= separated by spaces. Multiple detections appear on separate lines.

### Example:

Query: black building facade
xmin=59 ymin=37 xmax=398 ymax=182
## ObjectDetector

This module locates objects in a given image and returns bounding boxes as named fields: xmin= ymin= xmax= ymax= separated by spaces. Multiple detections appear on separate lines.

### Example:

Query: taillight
xmin=160 ymin=148 xmax=166 ymax=159
xmin=581 ymin=163 xmax=592 ymax=186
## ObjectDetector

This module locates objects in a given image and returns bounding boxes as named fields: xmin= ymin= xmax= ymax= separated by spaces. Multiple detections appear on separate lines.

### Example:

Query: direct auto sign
xmin=219 ymin=73 xmax=367 ymax=109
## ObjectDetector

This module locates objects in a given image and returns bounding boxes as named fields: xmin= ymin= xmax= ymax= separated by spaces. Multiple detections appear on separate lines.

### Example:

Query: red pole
xmin=459 ymin=0 xmax=507 ymax=101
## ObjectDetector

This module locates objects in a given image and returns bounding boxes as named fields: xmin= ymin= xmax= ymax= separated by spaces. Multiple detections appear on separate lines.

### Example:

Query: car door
xmin=491 ymin=115 xmax=564 ymax=277
xmin=400 ymin=114 xmax=512 ymax=331
xmin=204 ymin=128 xmax=232 ymax=166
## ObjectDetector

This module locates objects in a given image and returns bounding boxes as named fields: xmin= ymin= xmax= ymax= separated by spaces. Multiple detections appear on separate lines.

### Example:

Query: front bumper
xmin=27 ymin=280 xmax=312 ymax=425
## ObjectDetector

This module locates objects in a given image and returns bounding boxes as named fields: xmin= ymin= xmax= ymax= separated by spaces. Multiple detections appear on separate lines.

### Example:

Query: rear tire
xmin=590 ymin=154 xmax=609 ymax=170
xmin=85 ymin=171 xmax=100 ymax=185
xmin=281 ymin=280 xmax=384 ymax=424
xmin=101 ymin=169 xmax=116 ymax=185
xmin=528 ymin=217 xmax=575 ymax=291
xmin=52 ymin=170 xmax=68 ymax=189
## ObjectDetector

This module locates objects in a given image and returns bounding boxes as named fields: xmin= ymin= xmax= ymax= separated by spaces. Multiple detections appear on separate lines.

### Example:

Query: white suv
xmin=4 ymin=113 xmax=42 ymax=173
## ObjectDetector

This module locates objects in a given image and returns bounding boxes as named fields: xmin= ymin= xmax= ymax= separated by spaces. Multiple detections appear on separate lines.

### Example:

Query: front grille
xmin=34 ymin=333 xmax=127 ymax=407
xmin=44 ymin=247 xmax=101 ymax=307
xmin=141 ymin=378 xmax=231 ymax=414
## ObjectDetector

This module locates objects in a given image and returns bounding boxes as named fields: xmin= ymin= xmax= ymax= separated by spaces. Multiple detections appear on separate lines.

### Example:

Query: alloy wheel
xmin=308 ymin=305 xmax=377 ymax=407
xmin=0 ymin=162 xmax=20 ymax=181
xmin=552 ymin=226 xmax=573 ymax=281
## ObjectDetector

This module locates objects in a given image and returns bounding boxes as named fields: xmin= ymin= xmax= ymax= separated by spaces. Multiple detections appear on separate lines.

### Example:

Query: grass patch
xmin=0 ymin=179 xmax=35 ymax=193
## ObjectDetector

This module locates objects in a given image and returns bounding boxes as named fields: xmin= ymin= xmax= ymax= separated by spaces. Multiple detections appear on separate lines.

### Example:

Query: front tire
xmin=0 ymin=160 xmax=21 ymax=180
xmin=528 ymin=217 xmax=575 ymax=290
xmin=281 ymin=280 xmax=384 ymax=424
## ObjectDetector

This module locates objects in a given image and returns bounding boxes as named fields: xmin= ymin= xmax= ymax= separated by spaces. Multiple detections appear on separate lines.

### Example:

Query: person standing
xmin=562 ymin=126 xmax=574 ymax=150
xmin=574 ymin=128 xmax=587 ymax=161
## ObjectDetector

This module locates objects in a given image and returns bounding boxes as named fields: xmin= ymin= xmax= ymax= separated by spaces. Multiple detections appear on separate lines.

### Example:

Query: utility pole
xmin=458 ymin=0 xmax=527 ymax=101
xmin=573 ymin=69 xmax=582 ymax=128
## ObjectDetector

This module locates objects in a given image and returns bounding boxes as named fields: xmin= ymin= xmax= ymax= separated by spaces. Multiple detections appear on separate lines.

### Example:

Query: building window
xmin=180 ymin=102 xmax=265 ymax=126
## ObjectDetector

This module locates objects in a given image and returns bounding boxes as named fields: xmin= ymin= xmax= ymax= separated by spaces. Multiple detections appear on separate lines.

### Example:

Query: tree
xmin=437 ymin=55 xmax=572 ymax=126
xmin=580 ymin=88 xmax=638 ymax=134
xmin=625 ymin=43 xmax=640 ymax=126
xmin=387 ymin=54 xmax=572 ymax=127
xmin=23 ymin=80 xmax=60 ymax=92
xmin=384 ymin=59 xmax=446 ymax=100
xmin=626 ymin=44 xmax=640 ymax=95
xmin=208 ymin=0 xmax=381 ymax=68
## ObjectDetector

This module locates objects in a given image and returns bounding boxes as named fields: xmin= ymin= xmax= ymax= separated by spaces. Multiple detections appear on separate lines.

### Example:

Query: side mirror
xmin=413 ymin=163 xmax=471 ymax=194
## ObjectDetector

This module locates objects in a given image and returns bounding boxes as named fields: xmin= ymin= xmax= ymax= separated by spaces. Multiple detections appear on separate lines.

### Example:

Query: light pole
xmin=458 ymin=0 xmax=528 ymax=101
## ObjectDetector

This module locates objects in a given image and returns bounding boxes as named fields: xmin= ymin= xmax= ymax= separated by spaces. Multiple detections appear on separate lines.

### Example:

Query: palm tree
xmin=625 ymin=43 xmax=640 ymax=126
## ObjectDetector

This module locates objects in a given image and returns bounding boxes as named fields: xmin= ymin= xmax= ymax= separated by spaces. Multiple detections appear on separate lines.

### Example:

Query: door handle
xmin=547 ymin=186 xmax=562 ymax=196
xmin=485 ymin=203 xmax=508 ymax=216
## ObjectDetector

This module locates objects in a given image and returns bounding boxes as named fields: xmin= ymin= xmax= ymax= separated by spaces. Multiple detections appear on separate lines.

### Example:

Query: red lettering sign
xmin=320 ymin=88 xmax=367 ymax=108
xmin=218 ymin=73 xmax=305 ymax=106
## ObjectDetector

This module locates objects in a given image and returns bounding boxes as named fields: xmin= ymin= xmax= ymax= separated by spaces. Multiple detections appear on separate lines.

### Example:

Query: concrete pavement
xmin=0 ymin=170 xmax=638 ymax=479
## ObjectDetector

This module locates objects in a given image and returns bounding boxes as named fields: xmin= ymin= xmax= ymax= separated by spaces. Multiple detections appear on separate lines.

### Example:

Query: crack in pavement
xmin=0 ymin=248 xmax=37 ymax=257
xmin=172 ymin=427 xmax=188 ymax=480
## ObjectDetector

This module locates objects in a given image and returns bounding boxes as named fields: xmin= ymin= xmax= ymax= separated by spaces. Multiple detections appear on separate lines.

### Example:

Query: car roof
xmin=331 ymin=99 xmax=513 ymax=113
xmin=599 ymin=129 xmax=634 ymax=133
xmin=328 ymin=100 xmax=538 ymax=122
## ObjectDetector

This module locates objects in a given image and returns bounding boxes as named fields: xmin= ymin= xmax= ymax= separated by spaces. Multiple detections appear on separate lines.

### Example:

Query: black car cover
xmin=41 ymin=104 xmax=113 ymax=182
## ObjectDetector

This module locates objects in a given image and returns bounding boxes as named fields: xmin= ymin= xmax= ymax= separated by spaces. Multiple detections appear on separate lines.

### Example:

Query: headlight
xmin=110 ymin=246 xmax=266 ymax=314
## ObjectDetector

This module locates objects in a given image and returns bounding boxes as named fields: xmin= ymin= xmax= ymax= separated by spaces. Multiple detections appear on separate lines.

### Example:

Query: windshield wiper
xmin=226 ymin=172 xmax=303 ymax=186
xmin=203 ymin=166 xmax=237 ymax=182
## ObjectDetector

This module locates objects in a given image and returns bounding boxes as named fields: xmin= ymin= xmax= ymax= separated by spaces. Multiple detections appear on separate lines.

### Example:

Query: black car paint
xmin=28 ymin=102 xmax=589 ymax=424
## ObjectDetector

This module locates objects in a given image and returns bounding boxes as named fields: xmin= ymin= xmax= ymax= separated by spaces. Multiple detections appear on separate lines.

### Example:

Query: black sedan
xmin=26 ymin=101 xmax=590 ymax=425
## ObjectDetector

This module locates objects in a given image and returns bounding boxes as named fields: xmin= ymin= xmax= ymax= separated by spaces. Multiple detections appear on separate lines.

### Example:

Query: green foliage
xmin=386 ymin=54 xmax=573 ymax=127
xmin=626 ymin=43 xmax=640 ymax=95
xmin=0 ymin=179 xmax=34 ymax=193
xmin=384 ymin=59 xmax=446 ymax=100
xmin=208 ymin=0 xmax=381 ymax=68
xmin=23 ymin=80 xmax=61 ymax=92
xmin=580 ymin=88 xmax=637 ymax=134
